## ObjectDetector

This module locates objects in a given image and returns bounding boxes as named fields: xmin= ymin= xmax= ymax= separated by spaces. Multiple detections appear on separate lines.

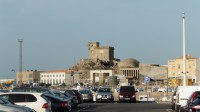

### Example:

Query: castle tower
xmin=88 ymin=42 xmax=99 ymax=59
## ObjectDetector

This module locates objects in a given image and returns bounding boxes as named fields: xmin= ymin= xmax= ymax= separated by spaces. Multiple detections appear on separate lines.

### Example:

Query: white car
xmin=158 ymin=88 xmax=165 ymax=92
xmin=0 ymin=92 xmax=52 ymax=112
xmin=0 ymin=97 xmax=33 ymax=112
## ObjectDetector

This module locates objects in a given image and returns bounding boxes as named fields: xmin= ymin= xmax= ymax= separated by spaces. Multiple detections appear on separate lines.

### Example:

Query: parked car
xmin=118 ymin=86 xmax=136 ymax=103
xmin=175 ymin=86 xmax=200 ymax=112
xmin=42 ymin=93 xmax=71 ymax=112
xmin=0 ymin=92 xmax=52 ymax=112
xmin=158 ymin=88 xmax=165 ymax=92
xmin=65 ymin=89 xmax=83 ymax=104
xmin=171 ymin=91 xmax=176 ymax=110
xmin=0 ymin=97 xmax=33 ymax=112
xmin=0 ymin=89 xmax=10 ymax=93
xmin=180 ymin=95 xmax=200 ymax=112
xmin=79 ymin=89 xmax=93 ymax=102
xmin=53 ymin=90 xmax=79 ymax=108
xmin=12 ymin=87 xmax=55 ymax=95
xmin=181 ymin=91 xmax=200 ymax=112
xmin=71 ymin=89 xmax=83 ymax=104
xmin=96 ymin=87 xmax=114 ymax=102
xmin=136 ymin=88 xmax=144 ymax=92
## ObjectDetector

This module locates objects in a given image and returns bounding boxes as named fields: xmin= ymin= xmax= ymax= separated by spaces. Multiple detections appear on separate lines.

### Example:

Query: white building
xmin=40 ymin=70 xmax=79 ymax=85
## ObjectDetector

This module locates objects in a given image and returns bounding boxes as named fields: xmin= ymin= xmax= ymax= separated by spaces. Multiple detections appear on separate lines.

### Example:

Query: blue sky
xmin=1 ymin=0 xmax=200 ymax=78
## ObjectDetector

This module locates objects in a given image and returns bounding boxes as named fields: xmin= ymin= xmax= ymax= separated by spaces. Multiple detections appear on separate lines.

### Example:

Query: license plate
xmin=125 ymin=98 xmax=130 ymax=100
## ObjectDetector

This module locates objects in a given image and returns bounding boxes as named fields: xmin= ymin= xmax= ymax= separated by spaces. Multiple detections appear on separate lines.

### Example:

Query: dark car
xmin=42 ymin=94 xmax=71 ymax=112
xmin=12 ymin=87 xmax=55 ymax=95
xmin=79 ymin=89 xmax=93 ymax=102
xmin=65 ymin=89 xmax=83 ymax=104
xmin=118 ymin=86 xmax=136 ymax=103
xmin=53 ymin=90 xmax=79 ymax=108
xmin=181 ymin=91 xmax=200 ymax=112
xmin=180 ymin=95 xmax=200 ymax=112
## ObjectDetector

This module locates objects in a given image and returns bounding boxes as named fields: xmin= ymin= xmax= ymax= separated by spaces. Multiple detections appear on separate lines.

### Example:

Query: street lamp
xmin=182 ymin=12 xmax=186 ymax=86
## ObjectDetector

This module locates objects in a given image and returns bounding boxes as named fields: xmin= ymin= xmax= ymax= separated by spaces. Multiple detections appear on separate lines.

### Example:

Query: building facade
xmin=168 ymin=55 xmax=200 ymax=87
xmin=139 ymin=64 xmax=168 ymax=86
xmin=40 ymin=70 xmax=79 ymax=85
xmin=16 ymin=70 xmax=42 ymax=83
xmin=118 ymin=58 xmax=140 ymax=84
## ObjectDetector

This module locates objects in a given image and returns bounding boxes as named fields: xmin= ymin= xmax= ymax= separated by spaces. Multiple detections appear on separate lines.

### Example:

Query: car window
xmin=0 ymin=99 xmax=5 ymax=104
xmin=9 ymin=94 xmax=26 ymax=102
xmin=72 ymin=90 xmax=81 ymax=95
xmin=64 ymin=92 xmax=70 ymax=97
xmin=27 ymin=94 xmax=37 ymax=102
xmin=65 ymin=90 xmax=75 ymax=95
xmin=192 ymin=97 xmax=200 ymax=105
xmin=0 ymin=95 xmax=10 ymax=101
xmin=53 ymin=92 xmax=60 ymax=96
xmin=0 ymin=97 xmax=12 ymax=104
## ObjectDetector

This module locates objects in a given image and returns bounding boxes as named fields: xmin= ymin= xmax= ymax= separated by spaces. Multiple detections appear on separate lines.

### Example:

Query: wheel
xmin=176 ymin=105 xmax=180 ymax=112
xmin=172 ymin=104 xmax=175 ymax=110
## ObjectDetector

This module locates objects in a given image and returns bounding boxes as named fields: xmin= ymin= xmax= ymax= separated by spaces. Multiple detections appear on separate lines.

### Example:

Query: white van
xmin=175 ymin=86 xmax=200 ymax=111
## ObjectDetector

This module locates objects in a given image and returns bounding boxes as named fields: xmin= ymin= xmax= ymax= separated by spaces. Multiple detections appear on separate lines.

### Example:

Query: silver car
xmin=0 ymin=97 xmax=33 ymax=112
xmin=96 ymin=87 xmax=114 ymax=102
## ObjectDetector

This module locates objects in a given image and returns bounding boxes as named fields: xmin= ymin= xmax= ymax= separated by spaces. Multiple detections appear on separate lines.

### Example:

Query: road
xmin=72 ymin=102 xmax=173 ymax=112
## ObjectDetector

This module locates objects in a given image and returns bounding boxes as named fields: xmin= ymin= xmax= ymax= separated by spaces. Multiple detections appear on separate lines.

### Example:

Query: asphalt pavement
xmin=72 ymin=102 xmax=174 ymax=112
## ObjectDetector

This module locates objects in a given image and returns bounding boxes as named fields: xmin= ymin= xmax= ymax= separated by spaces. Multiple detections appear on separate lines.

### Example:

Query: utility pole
xmin=18 ymin=39 xmax=23 ymax=85
xmin=182 ymin=12 xmax=186 ymax=86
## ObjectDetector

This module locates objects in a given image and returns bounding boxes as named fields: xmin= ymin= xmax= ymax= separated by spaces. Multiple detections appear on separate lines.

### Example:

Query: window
xmin=9 ymin=94 xmax=26 ymax=102
xmin=29 ymin=74 xmax=32 ymax=78
xmin=27 ymin=94 xmax=37 ymax=102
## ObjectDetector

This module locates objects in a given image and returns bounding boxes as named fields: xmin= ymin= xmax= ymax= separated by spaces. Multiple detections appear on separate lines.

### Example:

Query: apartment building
xmin=168 ymin=55 xmax=200 ymax=87
xmin=40 ymin=70 xmax=79 ymax=85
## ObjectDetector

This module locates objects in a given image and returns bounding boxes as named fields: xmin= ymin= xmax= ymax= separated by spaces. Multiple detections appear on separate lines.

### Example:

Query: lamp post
xmin=18 ymin=39 xmax=23 ymax=85
xmin=182 ymin=12 xmax=186 ymax=86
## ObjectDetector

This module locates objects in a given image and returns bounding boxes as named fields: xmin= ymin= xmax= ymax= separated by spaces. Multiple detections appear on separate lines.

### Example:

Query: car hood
xmin=97 ymin=92 xmax=112 ymax=95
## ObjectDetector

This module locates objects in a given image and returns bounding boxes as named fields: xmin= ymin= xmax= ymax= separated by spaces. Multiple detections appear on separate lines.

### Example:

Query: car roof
xmin=0 ymin=92 xmax=43 ymax=95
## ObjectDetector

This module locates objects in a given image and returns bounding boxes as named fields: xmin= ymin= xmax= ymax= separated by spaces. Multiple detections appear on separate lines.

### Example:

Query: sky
xmin=1 ymin=0 xmax=200 ymax=79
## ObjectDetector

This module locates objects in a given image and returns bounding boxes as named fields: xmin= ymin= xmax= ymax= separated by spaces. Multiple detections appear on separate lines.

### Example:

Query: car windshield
xmin=192 ymin=97 xmax=200 ymax=105
xmin=120 ymin=86 xmax=135 ymax=92
xmin=65 ymin=90 xmax=75 ymax=95
xmin=98 ymin=88 xmax=111 ymax=92
xmin=80 ymin=90 xmax=92 ymax=94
